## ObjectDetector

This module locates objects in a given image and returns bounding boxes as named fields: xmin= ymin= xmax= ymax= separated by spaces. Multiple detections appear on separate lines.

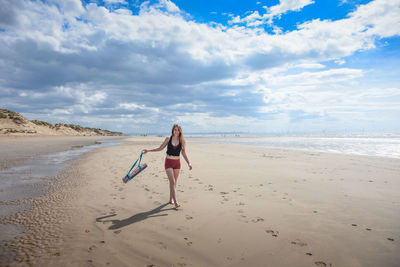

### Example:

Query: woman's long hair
xmin=171 ymin=124 xmax=186 ymax=150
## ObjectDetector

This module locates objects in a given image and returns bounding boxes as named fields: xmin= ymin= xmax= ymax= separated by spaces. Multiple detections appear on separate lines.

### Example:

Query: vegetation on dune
xmin=31 ymin=120 xmax=53 ymax=128
xmin=0 ymin=128 xmax=36 ymax=134
xmin=0 ymin=109 xmax=27 ymax=124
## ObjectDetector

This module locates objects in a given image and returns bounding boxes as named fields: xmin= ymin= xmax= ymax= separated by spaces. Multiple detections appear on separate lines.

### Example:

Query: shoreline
xmin=0 ymin=135 xmax=125 ymax=170
xmin=1 ymin=136 xmax=400 ymax=266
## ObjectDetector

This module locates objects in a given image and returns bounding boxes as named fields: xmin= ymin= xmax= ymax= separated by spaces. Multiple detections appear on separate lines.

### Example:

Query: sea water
xmin=188 ymin=133 xmax=400 ymax=159
xmin=0 ymin=140 xmax=122 ymax=203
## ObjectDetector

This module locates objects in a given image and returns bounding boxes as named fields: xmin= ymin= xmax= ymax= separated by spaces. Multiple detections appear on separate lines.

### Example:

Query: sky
xmin=0 ymin=0 xmax=399 ymax=134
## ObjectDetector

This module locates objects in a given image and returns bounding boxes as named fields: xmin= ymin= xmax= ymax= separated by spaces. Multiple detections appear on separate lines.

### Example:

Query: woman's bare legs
xmin=166 ymin=168 xmax=180 ymax=208
xmin=173 ymin=169 xmax=180 ymax=187
xmin=168 ymin=169 xmax=181 ymax=204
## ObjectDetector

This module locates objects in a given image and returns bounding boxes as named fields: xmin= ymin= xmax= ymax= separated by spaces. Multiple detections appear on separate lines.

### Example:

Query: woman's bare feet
xmin=174 ymin=203 xmax=181 ymax=209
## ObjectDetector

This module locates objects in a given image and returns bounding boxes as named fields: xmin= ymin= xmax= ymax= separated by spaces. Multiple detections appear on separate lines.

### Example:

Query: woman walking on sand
xmin=142 ymin=124 xmax=192 ymax=209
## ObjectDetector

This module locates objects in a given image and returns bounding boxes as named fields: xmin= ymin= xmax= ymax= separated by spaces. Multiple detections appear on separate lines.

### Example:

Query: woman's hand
xmin=142 ymin=149 xmax=148 ymax=154
xmin=188 ymin=163 xmax=192 ymax=170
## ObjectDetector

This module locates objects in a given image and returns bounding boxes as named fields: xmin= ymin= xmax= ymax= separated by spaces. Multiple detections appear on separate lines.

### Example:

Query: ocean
xmin=187 ymin=133 xmax=400 ymax=159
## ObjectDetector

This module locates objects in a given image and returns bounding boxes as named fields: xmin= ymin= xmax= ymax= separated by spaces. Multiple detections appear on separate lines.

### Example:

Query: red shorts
xmin=165 ymin=158 xmax=181 ymax=170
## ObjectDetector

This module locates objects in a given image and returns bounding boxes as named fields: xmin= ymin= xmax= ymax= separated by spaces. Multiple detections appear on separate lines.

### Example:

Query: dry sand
xmin=2 ymin=136 xmax=400 ymax=266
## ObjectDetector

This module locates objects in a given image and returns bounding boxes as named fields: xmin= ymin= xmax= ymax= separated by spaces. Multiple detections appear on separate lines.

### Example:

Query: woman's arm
xmin=143 ymin=137 xmax=169 ymax=154
xmin=181 ymin=149 xmax=192 ymax=170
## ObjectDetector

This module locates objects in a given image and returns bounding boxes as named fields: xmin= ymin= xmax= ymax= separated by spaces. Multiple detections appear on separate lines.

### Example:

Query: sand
xmin=0 ymin=136 xmax=123 ymax=170
xmin=1 ymin=136 xmax=400 ymax=266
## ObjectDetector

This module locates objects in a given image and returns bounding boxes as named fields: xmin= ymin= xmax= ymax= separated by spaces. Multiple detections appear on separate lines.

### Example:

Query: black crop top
xmin=166 ymin=136 xmax=182 ymax=156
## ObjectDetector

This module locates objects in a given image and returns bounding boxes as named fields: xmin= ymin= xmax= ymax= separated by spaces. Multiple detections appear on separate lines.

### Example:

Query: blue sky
xmin=0 ymin=0 xmax=399 ymax=134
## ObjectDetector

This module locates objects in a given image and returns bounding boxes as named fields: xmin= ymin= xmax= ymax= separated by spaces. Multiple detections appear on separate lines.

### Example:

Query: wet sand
xmin=0 ymin=136 xmax=124 ymax=264
xmin=0 ymin=136 xmax=123 ymax=170
xmin=1 ymin=136 xmax=400 ymax=266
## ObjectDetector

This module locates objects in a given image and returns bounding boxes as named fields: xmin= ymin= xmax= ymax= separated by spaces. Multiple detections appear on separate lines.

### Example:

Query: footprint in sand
xmin=220 ymin=192 xmax=229 ymax=195
xmin=217 ymin=238 xmax=222 ymax=244
xmin=185 ymin=215 xmax=193 ymax=220
xmin=291 ymin=239 xmax=307 ymax=247
xmin=114 ymin=230 xmax=122 ymax=234
xmin=184 ymin=237 xmax=192 ymax=246
xmin=366 ymin=228 xmax=372 ymax=231
xmin=265 ymin=229 xmax=279 ymax=237
xmin=252 ymin=217 xmax=264 ymax=223
xmin=88 ymin=245 xmax=97 ymax=251
xmin=306 ymin=252 xmax=313 ymax=256
xmin=387 ymin=238 xmax=395 ymax=241
xmin=351 ymin=224 xmax=357 ymax=227
xmin=315 ymin=261 xmax=332 ymax=267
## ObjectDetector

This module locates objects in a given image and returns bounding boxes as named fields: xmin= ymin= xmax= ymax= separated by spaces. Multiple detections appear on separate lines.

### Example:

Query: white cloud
xmin=293 ymin=63 xmax=326 ymax=69
xmin=104 ymin=0 xmax=127 ymax=4
xmin=268 ymin=0 xmax=315 ymax=18
xmin=139 ymin=0 xmax=181 ymax=14
xmin=230 ymin=0 xmax=315 ymax=26
xmin=119 ymin=103 xmax=160 ymax=113
xmin=335 ymin=59 xmax=346 ymax=65
xmin=1 ymin=0 xmax=399 ymax=133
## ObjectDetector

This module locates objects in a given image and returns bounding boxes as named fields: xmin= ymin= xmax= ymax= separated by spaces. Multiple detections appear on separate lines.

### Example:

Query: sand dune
xmin=0 ymin=109 xmax=123 ymax=136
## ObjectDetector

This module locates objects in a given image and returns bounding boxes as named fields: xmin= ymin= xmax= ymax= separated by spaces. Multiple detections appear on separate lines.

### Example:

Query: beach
xmin=1 ymin=136 xmax=400 ymax=266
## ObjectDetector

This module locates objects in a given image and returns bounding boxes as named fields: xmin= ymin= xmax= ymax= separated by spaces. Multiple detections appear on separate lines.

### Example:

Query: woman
xmin=142 ymin=124 xmax=192 ymax=209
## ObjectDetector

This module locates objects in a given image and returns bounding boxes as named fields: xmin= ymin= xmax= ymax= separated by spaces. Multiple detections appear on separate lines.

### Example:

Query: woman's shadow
xmin=96 ymin=203 xmax=175 ymax=230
